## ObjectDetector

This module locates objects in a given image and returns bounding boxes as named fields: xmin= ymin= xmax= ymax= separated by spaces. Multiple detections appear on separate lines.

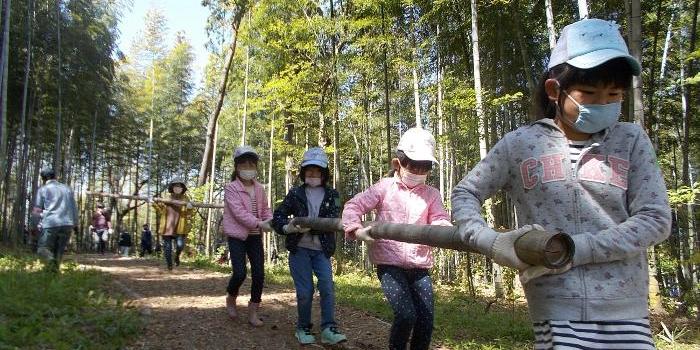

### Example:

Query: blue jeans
xmin=227 ymin=235 xmax=264 ymax=303
xmin=377 ymin=265 xmax=434 ymax=350
xmin=289 ymin=247 xmax=337 ymax=330
xmin=163 ymin=235 xmax=184 ymax=268
xmin=37 ymin=226 xmax=73 ymax=272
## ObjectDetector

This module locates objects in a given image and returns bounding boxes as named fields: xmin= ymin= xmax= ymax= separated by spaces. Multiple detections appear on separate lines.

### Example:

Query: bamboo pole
xmin=86 ymin=191 xmax=224 ymax=209
xmin=291 ymin=217 xmax=573 ymax=269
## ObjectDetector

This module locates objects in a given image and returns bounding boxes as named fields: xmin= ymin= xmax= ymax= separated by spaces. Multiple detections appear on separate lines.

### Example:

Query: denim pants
xmin=289 ymin=247 xmax=337 ymax=330
xmin=37 ymin=226 xmax=72 ymax=272
xmin=119 ymin=246 xmax=130 ymax=257
xmin=163 ymin=235 xmax=184 ymax=268
xmin=377 ymin=265 xmax=434 ymax=350
xmin=227 ymin=235 xmax=264 ymax=303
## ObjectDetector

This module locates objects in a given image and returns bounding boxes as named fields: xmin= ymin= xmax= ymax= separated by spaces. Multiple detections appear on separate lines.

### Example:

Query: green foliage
xmin=668 ymin=182 xmax=700 ymax=205
xmin=0 ymin=251 xmax=142 ymax=349
xmin=333 ymin=271 xmax=533 ymax=349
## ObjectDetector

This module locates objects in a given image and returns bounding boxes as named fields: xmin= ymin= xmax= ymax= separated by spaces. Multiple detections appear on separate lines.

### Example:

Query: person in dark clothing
xmin=140 ymin=224 xmax=153 ymax=257
xmin=118 ymin=231 xmax=132 ymax=257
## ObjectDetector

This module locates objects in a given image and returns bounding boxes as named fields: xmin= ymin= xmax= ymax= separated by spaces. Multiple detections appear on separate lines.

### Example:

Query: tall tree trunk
xmin=412 ymin=54 xmax=421 ymax=128
xmin=577 ymin=0 xmax=588 ymax=19
xmin=544 ymin=0 xmax=556 ymax=49
xmin=198 ymin=2 xmax=249 ymax=186
xmin=682 ymin=0 xmax=698 ymax=185
xmin=205 ymin=121 xmax=219 ymax=256
xmin=512 ymin=2 xmax=536 ymax=97
xmin=14 ymin=0 xmax=33 ymax=243
xmin=0 ymin=0 xmax=9 ymax=195
xmin=626 ymin=0 xmax=644 ymax=126
xmin=241 ymin=13 xmax=251 ymax=146
xmin=645 ymin=1 xmax=666 ymax=148
xmin=55 ymin=0 xmax=62 ymax=174
xmin=330 ymin=0 xmax=342 ymax=199
xmin=381 ymin=4 xmax=391 ymax=165
xmin=436 ymin=26 xmax=445 ymax=201
xmin=470 ymin=0 xmax=501 ymax=298
xmin=267 ymin=113 xmax=275 ymax=264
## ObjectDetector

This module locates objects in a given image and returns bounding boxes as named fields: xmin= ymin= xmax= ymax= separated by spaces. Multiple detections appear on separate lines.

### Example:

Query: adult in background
xmin=31 ymin=168 xmax=79 ymax=272
xmin=90 ymin=202 xmax=112 ymax=254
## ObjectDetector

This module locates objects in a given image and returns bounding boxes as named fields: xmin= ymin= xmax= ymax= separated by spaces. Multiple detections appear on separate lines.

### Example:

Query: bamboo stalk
xmin=85 ymin=191 xmax=224 ymax=209
xmin=291 ymin=217 xmax=573 ymax=268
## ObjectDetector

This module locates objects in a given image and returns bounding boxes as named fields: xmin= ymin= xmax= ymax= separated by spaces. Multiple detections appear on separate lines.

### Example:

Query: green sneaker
xmin=321 ymin=326 xmax=347 ymax=345
xmin=295 ymin=326 xmax=316 ymax=344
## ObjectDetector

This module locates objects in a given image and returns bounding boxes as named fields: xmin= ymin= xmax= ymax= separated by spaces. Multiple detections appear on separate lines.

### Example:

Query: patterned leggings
xmin=377 ymin=265 xmax=434 ymax=350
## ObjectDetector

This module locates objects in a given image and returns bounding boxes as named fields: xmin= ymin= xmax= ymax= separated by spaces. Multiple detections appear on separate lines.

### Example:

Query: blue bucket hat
xmin=548 ymin=18 xmax=641 ymax=75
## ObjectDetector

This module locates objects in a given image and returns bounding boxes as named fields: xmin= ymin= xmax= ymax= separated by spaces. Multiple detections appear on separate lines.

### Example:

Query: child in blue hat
xmin=272 ymin=147 xmax=347 ymax=345
xmin=452 ymin=19 xmax=670 ymax=349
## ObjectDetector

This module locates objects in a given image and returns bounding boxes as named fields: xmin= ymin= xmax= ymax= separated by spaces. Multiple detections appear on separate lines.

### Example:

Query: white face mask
xmin=399 ymin=167 xmax=427 ymax=188
xmin=239 ymin=170 xmax=257 ymax=181
xmin=305 ymin=177 xmax=322 ymax=187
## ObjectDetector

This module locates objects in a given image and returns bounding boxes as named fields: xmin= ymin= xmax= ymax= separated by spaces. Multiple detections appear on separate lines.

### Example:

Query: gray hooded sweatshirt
xmin=452 ymin=119 xmax=671 ymax=321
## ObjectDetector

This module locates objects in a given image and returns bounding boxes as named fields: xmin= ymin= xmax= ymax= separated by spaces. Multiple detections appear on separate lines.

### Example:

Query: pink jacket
xmin=223 ymin=178 xmax=273 ymax=240
xmin=342 ymin=176 xmax=451 ymax=269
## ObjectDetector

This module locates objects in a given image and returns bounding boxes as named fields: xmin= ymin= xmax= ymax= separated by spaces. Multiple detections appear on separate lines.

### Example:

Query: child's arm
xmin=427 ymin=193 xmax=452 ymax=226
xmin=271 ymin=189 xmax=296 ymax=235
xmin=451 ymin=136 xmax=513 ymax=256
xmin=570 ymin=128 xmax=671 ymax=267
xmin=342 ymin=181 xmax=384 ymax=239
xmin=225 ymin=185 xmax=261 ymax=230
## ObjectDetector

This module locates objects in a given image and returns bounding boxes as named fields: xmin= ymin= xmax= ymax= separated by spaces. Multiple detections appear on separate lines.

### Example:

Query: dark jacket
xmin=141 ymin=229 xmax=152 ymax=245
xmin=118 ymin=232 xmax=132 ymax=247
xmin=272 ymin=185 xmax=340 ymax=258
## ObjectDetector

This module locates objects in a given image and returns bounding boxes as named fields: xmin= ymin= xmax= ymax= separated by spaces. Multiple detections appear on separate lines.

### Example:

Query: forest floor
xmin=77 ymin=254 xmax=395 ymax=350
xmin=75 ymin=254 xmax=700 ymax=350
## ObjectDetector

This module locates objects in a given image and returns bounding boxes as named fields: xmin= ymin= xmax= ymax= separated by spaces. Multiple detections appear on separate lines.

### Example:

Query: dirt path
xmin=77 ymin=255 xmax=390 ymax=350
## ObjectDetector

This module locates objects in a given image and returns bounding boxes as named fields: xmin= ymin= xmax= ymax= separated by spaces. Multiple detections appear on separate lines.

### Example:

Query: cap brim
xmin=567 ymin=49 xmax=641 ymax=75
xmin=402 ymin=150 xmax=438 ymax=164
xmin=236 ymin=151 xmax=259 ymax=160
xmin=301 ymin=160 xmax=328 ymax=168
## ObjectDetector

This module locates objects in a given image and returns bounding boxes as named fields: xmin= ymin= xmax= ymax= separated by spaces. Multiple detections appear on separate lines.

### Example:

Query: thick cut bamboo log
xmin=85 ymin=191 xmax=224 ymax=209
xmin=291 ymin=217 xmax=573 ymax=269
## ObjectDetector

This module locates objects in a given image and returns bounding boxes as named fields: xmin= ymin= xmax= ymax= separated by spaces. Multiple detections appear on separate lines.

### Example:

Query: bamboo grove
xmin=0 ymin=0 xmax=698 ymax=317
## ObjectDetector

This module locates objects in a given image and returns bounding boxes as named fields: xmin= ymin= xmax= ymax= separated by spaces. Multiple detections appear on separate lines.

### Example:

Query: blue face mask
xmin=562 ymin=91 xmax=621 ymax=134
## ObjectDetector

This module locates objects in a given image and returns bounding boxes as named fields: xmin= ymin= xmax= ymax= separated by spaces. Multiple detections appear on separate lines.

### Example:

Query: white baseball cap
xmin=301 ymin=147 xmax=329 ymax=168
xmin=548 ymin=18 xmax=641 ymax=75
xmin=397 ymin=127 xmax=437 ymax=163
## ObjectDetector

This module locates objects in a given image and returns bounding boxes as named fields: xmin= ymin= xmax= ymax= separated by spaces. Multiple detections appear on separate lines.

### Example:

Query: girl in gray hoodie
xmin=452 ymin=19 xmax=671 ymax=350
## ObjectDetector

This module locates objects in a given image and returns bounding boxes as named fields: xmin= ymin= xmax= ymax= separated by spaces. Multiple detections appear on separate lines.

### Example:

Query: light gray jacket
xmin=34 ymin=180 xmax=79 ymax=228
xmin=452 ymin=119 xmax=671 ymax=321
